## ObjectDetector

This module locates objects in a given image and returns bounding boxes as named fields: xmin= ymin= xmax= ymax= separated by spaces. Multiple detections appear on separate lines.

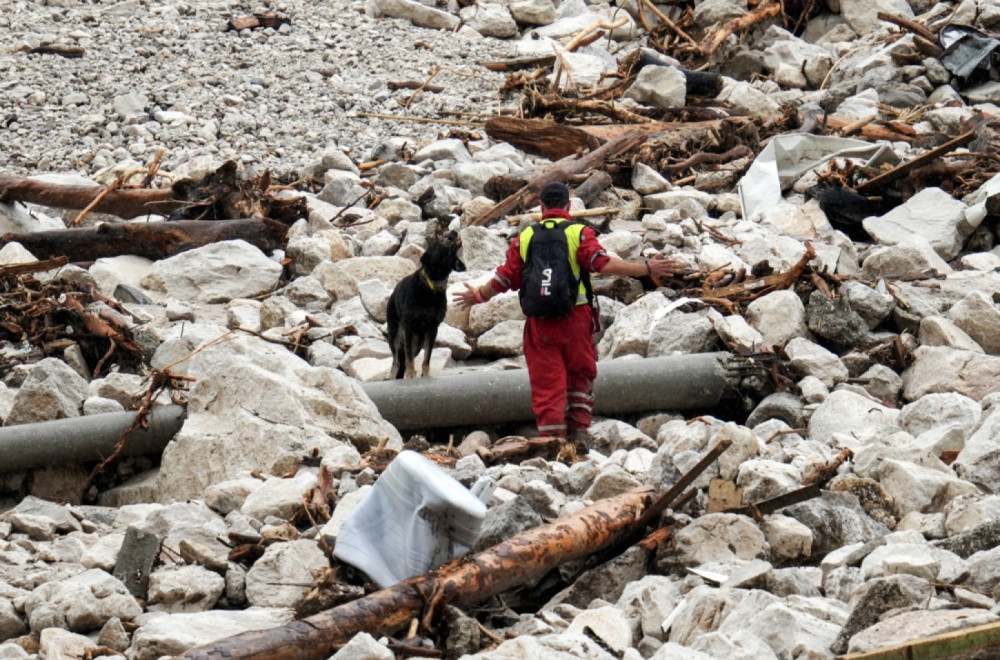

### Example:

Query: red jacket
xmin=489 ymin=208 xmax=610 ymax=295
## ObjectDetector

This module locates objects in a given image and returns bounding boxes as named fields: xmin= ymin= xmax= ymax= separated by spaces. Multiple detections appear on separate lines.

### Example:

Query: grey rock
xmin=806 ymin=289 xmax=870 ymax=349
xmin=0 ymin=599 xmax=27 ymax=641
xmin=147 ymin=565 xmax=226 ymax=613
xmin=841 ymin=280 xmax=894 ymax=329
xmin=903 ymin=346 xmax=1000 ymax=403
xmin=783 ymin=491 xmax=891 ymax=557
xmin=474 ymin=495 xmax=544 ymax=552
xmin=245 ymin=539 xmax=329 ymax=609
xmin=129 ymin=608 xmax=294 ymax=660
xmin=861 ymin=236 xmax=953 ymax=279
xmin=546 ymin=546 xmax=649 ymax=608
xmin=113 ymin=526 xmax=161 ymax=599
xmin=656 ymin=513 xmax=767 ymax=571
xmin=625 ymin=65 xmax=686 ymax=108
xmin=901 ymin=392 xmax=981 ymax=438
xmin=142 ymin=240 xmax=282 ymax=303
xmin=808 ymin=389 xmax=899 ymax=446
xmin=831 ymin=574 xmax=934 ymax=654
xmin=617 ymin=574 xmax=681 ymax=641
xmin=24 ymin=569 xmax=141 ymax=634
xmin=648 ymin=311 xmax=717 ymax=356
xmin=947 ymin=290 xmax=1000 ymax=355
xmin=847 ymin=608 xmax=999 ymax=654
xmin=784 ymin=337 xmax=848 ymax=388
xmin=3 ymin=357 xmax=89 ymax=426
xmin=461 ymin=3 xmax=518 ymax=38
xmin=745 ymin=289 xmax=809 ymax=349
xmin=98 ymin=616 xmax=131 ymax=652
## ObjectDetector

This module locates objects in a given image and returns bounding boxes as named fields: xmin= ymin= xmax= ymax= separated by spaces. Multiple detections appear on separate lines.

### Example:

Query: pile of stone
xmin=3 ymin=0 xmax=1000 ymax=658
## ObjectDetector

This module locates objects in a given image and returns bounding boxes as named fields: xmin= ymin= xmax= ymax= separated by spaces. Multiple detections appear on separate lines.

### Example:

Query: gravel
xmin=1 ymin=0 xmax=517 ymax=180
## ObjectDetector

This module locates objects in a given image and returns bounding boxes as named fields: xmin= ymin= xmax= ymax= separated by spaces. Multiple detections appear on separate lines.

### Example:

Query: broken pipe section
xmin=361 ymin=352 xmax=734 ymax=431
xmin=0 ymin=404 xmax=186 ymax=473
xmin=0 ymin=353 xmax=733 ymax=472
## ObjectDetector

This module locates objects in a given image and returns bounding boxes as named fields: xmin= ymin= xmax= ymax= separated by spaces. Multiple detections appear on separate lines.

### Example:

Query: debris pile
xmin=2 ymin=0 xmax=1000 ymax=658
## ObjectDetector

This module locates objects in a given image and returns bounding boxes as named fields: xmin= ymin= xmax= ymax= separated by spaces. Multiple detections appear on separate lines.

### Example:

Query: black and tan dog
xmin=386 ymin=231 xmax=463 ymax=379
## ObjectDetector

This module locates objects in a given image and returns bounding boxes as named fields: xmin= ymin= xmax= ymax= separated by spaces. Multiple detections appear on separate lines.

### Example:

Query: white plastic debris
xmin=334 ymin=450 xmax=487 ymax=588
xmin=738 ymin=133 xmax=899 ymax=220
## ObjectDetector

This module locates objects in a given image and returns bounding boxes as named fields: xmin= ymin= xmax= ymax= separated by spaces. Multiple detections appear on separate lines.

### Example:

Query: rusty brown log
xmin=0 ymin=256 xmax=69 ymax=278
xmin=386 ymin=81 xmax=445 ymax=93
xmin=478 ymin=435 xmax=564 ymax=465
xmin=701 ymin=0 xmax=782 ymax=55
xmin=2 ymin=218 xmax=289 ymax=263
xmin=0 ymin=176 xmax=180 ymax=219
xmin=179 ymin=487 xmax=658 ymax=660
xmin=484 ymin=116 xmax=603 ymax=161
xmin=28 ymin=45 xmax=85 ymax=58
xmin=856 ymin=129 xmax=977 ymax=194
xmin=228 ymin=14 xmax=290 ymax=31
xmin=470 ymin=128 xmax=648 ymax=226
xmin=815 ymin=114 xmax=915 ymax=143
xmin=480 ymin=55 xmax=556 ymax=72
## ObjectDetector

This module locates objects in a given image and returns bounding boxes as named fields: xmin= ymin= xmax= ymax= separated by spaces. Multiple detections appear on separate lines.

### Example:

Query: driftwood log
xmin=1 ymin=218 xmax=290 ymax=262
xmin=0 ymin=161 xmax=308 ymax=224
xmin=470 ymin=127 xmax=648 ymax=226
xmin=0 ymin=175 xmax=180 ymax=220
xmin=484 ymin=116 xmax=603 ymax=161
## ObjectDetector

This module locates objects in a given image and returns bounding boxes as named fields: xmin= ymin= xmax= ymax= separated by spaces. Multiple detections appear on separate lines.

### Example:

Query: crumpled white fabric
xmin=738 ymin=133 xmax=899 ymax=221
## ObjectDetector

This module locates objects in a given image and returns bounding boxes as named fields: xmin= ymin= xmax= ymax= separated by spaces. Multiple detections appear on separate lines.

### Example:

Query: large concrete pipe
xmin=361 ymin=352 xmax=734 ymax=431
xmin=0 ymin=404 xmax=186 ymax=474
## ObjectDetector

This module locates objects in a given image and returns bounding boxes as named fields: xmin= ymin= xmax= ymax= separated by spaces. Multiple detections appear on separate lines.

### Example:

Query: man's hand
xmin=453 ymin=283 xmax=479 ymax=309
xmin=648 ymin=254 xmax=687 ymax=280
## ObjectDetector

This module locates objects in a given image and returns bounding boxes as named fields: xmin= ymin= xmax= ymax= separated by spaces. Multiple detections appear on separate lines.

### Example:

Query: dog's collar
xmin=421 ymin=268 xmax=448 ymax=291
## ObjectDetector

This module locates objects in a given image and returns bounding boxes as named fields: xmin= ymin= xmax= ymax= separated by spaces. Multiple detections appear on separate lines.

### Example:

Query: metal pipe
xmin=361 ymin=352 xmax=733 ymax=431
xmin=0 ymin=405 xmax=186 ymax=474
xmin=0 ymin=353 xmax=733 ymax=472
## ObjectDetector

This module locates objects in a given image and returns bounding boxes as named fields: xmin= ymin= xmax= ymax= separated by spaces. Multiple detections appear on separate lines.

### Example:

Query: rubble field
xmin=2 ymin=0 xmax=1000 ymax=658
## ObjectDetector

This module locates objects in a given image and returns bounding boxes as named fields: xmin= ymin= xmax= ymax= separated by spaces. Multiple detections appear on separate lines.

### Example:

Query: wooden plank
xmin=837 ymin=620 xmax=1000 ymax=660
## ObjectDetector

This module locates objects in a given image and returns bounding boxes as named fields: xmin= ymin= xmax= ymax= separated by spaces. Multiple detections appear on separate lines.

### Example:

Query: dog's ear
xmin=453 ymin=257 xmax=466 ymax=272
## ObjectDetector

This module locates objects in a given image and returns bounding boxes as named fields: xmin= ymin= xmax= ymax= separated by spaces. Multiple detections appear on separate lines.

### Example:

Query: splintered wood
xmin=1 ymin=259 xmax=147 ymax=377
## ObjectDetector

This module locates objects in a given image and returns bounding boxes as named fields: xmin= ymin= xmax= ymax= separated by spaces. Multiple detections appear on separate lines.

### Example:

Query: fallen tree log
xmin=181 ymin=440 xmax=733 ymax=660
xmin=0 ymin=175 xmax=180 ymax=219
xmin=484 ymin=116 xmax=603 ymax=160
xmin=1 ymin=218 xmax=290 ymax=262
xmin=470 ymin=128 xmax=648 ymax=226
xmin=0 ymin=256 xmax=69 ymax=278
xmin=0 ymin=161 xmax=308 ymax=224
xmin=528 ymin=91 xmax=729 ymax=123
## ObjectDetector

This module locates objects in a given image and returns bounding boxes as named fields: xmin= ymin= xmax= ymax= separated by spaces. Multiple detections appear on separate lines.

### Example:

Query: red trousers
xmin=523 ymin=304 xmax=596 ymax=437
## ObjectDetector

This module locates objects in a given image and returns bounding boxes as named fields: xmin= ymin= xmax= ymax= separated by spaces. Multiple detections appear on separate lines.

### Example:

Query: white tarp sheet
xmin=738 ymin=133 xmax=900 ymax=220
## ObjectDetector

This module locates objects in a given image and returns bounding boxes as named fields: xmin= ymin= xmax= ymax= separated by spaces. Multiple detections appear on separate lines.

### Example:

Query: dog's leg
xmin=387 ymin=294 xmax=404 ymax=380
xmin=404 ymin=332 xmax=421 ymax=379
xmin=420 ymin=328 xmax=437 ymax=378
xmin=391 ymin=338 xmax=406 ymax=380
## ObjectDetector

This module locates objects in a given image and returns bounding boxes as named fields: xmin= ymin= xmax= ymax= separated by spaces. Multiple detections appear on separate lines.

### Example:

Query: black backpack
xmin=519 ymin=220 xmax=592 ymax=319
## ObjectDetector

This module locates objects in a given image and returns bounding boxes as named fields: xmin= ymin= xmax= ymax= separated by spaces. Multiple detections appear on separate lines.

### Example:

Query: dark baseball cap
xmin=539 ymin=181 xmax=570 ymax=207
